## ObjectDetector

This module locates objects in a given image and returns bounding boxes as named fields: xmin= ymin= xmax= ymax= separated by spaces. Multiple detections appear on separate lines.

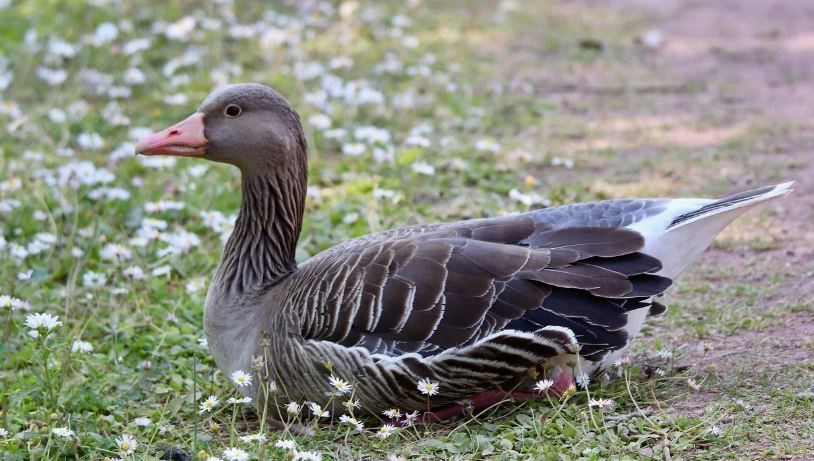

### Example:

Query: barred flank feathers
xmin=280 ymin=216 xmax=674 ymax=410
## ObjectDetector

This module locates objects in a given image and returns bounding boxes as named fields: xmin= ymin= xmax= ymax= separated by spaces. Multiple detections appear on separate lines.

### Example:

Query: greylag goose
xmin=135 ymin=83 xmax=793 ymax=419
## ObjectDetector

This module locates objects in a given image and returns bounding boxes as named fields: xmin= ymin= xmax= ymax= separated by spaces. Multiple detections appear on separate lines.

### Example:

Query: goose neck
xmin=214 ymin=165 xmax=306 ymax=293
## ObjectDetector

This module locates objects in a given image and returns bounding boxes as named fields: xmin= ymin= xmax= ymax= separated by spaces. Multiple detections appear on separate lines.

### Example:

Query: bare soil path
xmin=490 ymin=0 xmax=814 ymax=457
xmin=597 ymin=0 xmax=814 ymax=369
xmin=579 ymin=0 xmax=814 ymax=457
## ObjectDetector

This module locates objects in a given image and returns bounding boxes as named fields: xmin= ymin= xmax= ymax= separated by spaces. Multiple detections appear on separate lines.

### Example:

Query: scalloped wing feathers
xmin=291 ymin=213 xmax=671 ymax=364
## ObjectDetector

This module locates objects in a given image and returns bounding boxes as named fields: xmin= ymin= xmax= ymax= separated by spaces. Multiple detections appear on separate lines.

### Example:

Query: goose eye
xmin=224 ymin=104 xmax=242 ymax=117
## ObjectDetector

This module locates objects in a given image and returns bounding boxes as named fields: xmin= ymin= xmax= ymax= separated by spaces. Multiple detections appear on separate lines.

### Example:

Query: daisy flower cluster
xmin=0 ymin=0 xmax=680 ymax=458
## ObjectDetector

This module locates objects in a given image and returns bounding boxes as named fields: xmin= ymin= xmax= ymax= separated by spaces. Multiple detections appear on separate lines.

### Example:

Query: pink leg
xmin=396 ymin=371 xmax=575 ymax=425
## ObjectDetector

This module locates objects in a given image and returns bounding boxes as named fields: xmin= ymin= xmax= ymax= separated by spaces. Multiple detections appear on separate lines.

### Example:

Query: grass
xmin=0 ymin=0 xmax=811 ymax=460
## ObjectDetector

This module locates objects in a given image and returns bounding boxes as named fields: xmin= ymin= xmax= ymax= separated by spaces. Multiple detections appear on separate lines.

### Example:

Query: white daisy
xmin=474 ymin=138 xmax=500 ymax=152
xmin=588 ymin=398 xmax=614 ymax=410
xmin=411 ymin=161 xmax=435 ymax=176
xmin=0 ymin=295 xmax=29 ymax=310
xmin=123 ymin=37 xmax=152 ymax=55
xmin=25 ymin=312 xmax=62 ymax=338
xmin=150 ymin=265 xmax=171 ymax=277
xmin=416 ymin=377 xmax=439 ymax=396
xmin=226 ymin=396 xmax=252 ymax=405
xmin=285 ymin=402 xmax=301 ymax=415
xmin=25 ymin=312 xmax=63 ymax=331
xmin=382 ymin=408 xmax=402 ymax=419
xmin=613 ymin=356 xmax=631 ymax=367
xmin=275 ymin=439 xmax=296 ymax=450
xmin=123 ymin=266 xmax=146 ymax=280
xmin=71 ymin=340 xmax=93 ymax=353
xmin=47 ymin=108 xmax=67 ymax=123
xmin=239 ymin=433 xmax=267 ymax=443
xmin=36 ymin=67 xmax=67 ymax=86
xmin=534 ymin=379 xmax=554 ymax=393
xmin=115 ymin=434 xmax=137 ymax=455
xmin=376 ymin=424 xmax=397 ymax=440
xmin=338 ymin=414 xmax=364 ymax=431
xmin=341 ymin=142 xmax=366 ymax=156
xmin=550 ymin=156 xmax=575 ymax=168
xmin=308 ymin=113 xmax=331 ymax=130
xmin=328 ymin=375 xmax=351 ymax=396
xmin=656 ymin=349 xmax=673 ymax=360
xmin=82 ymin=271 xmax=107 ymax=288
xmin=292 ymin=450 xmax=322 ymax=461
xmin=185 ymin=277 xmax=207 ymax=294
xmin=508 ymin=188 xmax=550 ymax=207
xmin=132 ymin=417 xmax=151 ymax=427
xmin=230 ymin=370 xmax=253 ymax=387
xmin=405 ymin=134 xmax=431 ymax=148
xmin=199 ymin=395 xmax=220 ymax=413
xmin=308 ymin=402 xmax=329 ymax=418
xmin=52 ymin=427 xmax=74 ymax=438
xmin=91 ymin=22 xmax=119 ymax=46
xmin=100 ymin=243 xmax=132 ymax=261
xmin=222 ymin=447 xmax=249 ymax=461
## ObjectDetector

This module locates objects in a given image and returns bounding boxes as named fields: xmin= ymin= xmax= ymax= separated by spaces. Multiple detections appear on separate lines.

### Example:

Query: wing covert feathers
xmin=267 ymin=186 xmax=790 ymax=412
xmin=292 ymin=217 xmax=672 ymax=364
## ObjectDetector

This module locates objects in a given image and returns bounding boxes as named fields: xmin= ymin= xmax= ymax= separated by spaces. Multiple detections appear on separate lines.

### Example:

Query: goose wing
xmin=292 ymin=214 xmax=672 ymax=361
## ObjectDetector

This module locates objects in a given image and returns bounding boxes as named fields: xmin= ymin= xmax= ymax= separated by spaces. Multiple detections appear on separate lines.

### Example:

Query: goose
xmin=135 ymin=83 xmax=793 ymax=420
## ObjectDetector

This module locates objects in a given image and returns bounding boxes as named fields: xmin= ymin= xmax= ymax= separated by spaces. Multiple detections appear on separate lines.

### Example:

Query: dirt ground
xmin=596 ymin=0 xmax=814 ymax=365
xmin=573 ymin=0 xmax=814 ymax=457
xmin=492 ymin=0 xmax=814 ymax=456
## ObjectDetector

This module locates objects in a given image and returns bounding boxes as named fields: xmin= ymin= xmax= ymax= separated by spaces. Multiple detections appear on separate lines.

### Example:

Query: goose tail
xmin=667 ymin=181 xmax=794 ymax=230
xmin=630 ymin=182 xmax=794 ymax=279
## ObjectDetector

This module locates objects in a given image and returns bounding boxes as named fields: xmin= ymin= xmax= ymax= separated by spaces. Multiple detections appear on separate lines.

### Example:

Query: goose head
xmin=135 ymin=83 xmax=309 ymax=289
xmin=135 ymin=83 xmax=306 ymax=172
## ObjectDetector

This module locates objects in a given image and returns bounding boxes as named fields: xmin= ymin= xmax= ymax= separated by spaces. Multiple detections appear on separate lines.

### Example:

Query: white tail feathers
xmin=667 ymin=181 xmax=794 ymax=230
xmin=631 ymin=182 xmax=794 ymax=279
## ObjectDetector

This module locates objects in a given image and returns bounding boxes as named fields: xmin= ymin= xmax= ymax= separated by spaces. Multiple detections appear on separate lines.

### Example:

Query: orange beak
xmin=135 ymin=112 xmax=208 ymax=156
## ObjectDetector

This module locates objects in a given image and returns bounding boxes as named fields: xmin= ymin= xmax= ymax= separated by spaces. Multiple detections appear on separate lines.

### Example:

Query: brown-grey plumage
xmin=135 ymin=83 xmax=793 ymax=416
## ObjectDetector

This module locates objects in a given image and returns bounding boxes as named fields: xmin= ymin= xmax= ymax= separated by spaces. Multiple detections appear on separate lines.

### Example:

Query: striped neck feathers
xmin=215 ymin=160 xmax=306 ymax=294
